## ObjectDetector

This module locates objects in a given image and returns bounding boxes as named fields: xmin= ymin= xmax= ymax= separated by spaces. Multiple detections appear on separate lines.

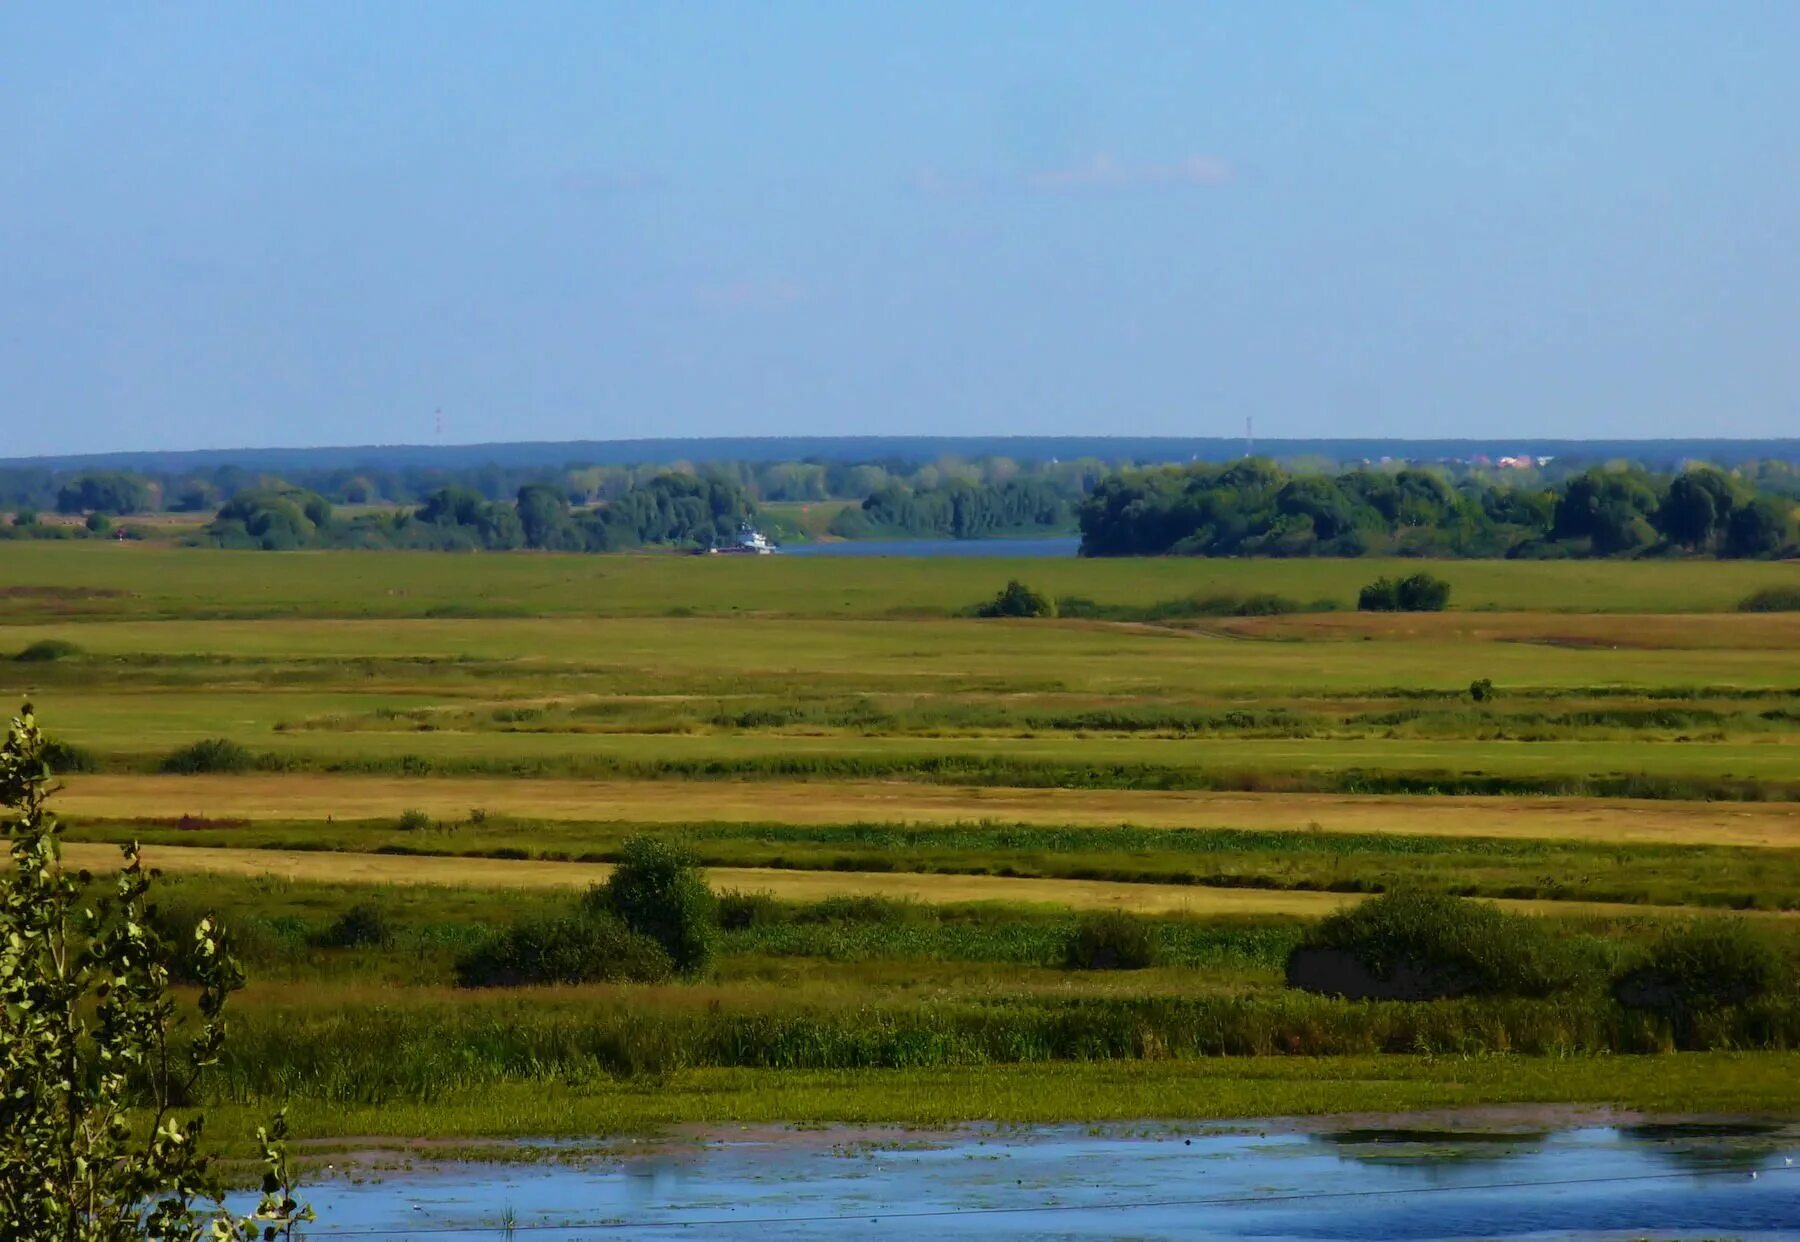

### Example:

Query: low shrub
xmin=1062 ymin=911 xmax=1160 ymax=970
xmin=717 ymin=889 xmax=784 ymax=930
xmin=975 ymin=579 xmax=1056 ymax=619
xmin=41 ymin=738 xmax=99 ymax=774
xmin=159 ymin=737 xmax=255 ymax=774
xmin=796 ymin=894 xmax=929 ymax=926
xmin=1469 ymin=678 xmax=1495 ymax=703
xmin=454 ymin=911 xmax=673 ymax=988
xmin=1286 ymin=889 xmax=1587 ymax=1000
xmin=317 ymin=903 xmax=395 ymax=949
xmin=397 ymin=808 xmax=433 ymax=832
xmin=587 ymin=837 xmax=717 ymax=975
xmin=14 ymin=638 xmax=83 ymax=663
xmin=1737 ymin=585 xmax=1800 ymax=613
xmin=1358 ymin=573 xmax=1452 ymax=613
xmin=1615 ymin=918 xmax=1787 ymax=1021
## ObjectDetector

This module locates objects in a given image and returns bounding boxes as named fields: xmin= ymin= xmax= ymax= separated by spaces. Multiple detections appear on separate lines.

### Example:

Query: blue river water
xmin=267 ymin=1120 xmax=1799 ymax=1239
xmin=780 ymin=536 xmax=1081 ymax=558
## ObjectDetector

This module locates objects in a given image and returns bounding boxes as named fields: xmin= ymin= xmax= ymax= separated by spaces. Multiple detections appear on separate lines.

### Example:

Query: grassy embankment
xmin=3 ymin=541 xmax=1799 ymax=1147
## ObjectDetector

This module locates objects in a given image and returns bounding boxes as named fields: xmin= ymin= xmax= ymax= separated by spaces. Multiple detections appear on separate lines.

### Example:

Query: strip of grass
xmin=83 ymin=816 xmax=1800 ymax=910
xmin=5 ymin=543 xmax=1795 ymax=621
xmin=194 ymin=1053 xmax=1800 ymax=1155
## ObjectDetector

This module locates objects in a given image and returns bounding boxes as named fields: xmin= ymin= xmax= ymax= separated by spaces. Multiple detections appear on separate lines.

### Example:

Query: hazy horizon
xmin=5 ymin=4 xmax=1797 ymax=456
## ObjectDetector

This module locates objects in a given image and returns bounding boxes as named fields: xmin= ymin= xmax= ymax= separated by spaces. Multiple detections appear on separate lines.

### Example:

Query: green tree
xmin=0 ymin=705 xmax=309 ymax=1239
xmin=516 ymin=483 xmax=573 ymax=549
xmin=1724 ymin=499 xmax=1792 ymax=558
xmin=587 ymin=836 xmax=716 ymax=975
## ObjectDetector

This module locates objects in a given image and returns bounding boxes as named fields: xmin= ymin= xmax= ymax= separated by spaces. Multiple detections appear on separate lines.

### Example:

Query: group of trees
xmin=13 ymin=453 xmax=1798 ymax=559
xmin=1080 ymin=461 xmax=1797 ymax=560
xmin=3 ymin=454 xmax=1115 ymax=517
xmin=206 ymin=473 xmax=756 ymax=552
xmin=829 ymin=479 xmax=1076 ymax=539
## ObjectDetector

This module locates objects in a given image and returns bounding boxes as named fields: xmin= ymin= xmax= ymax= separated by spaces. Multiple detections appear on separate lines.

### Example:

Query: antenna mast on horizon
xmin=1245 ymin=415 xmax=1254 ymax=458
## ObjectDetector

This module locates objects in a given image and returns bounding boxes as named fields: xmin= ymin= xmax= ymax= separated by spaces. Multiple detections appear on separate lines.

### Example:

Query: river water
xmin=780 ymin=536 xmax=1081 ymax=558
xmin=275 ymin=1120 xmax=1799 ymax=1239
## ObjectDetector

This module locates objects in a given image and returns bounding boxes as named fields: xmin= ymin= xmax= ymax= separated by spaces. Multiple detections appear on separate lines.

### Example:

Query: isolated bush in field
xmin=1358 ymin=572 xmax=1451 ymax=613
xmin=454 ymin=912 xmax=673 ymax=987
xmin=40 ymin=738 xmax=98 ymax=774
xmin=14 ymin=638 xmax=83 ymax=662
xmin=1286 ymin=889 xmax=1585 ymax=1000
xmin=84 ymin=512 xmax=114 ymax=535
xmin=1469 ymin=678 xmax=1495 ymax=703
xmin=397 ymin=807 xmax=433 ymax=832
xmin=1614 ymin=918 xmax=1787 ymax=1021
xmin=717 ymin=888 xmax=784 ymax=930
xmin=976 ymin=579 xmax=1056 ymax=618
xmin=589 ymin=837 xmax=717 ymax=975
xmin=160 ymin=736 xmax=255 ymax=774
xmin=318 ymin=902 xmax=396 ymax=949
xmin=800 ymin=894 xmax=926 ymax=925
xmin=1062 ymin=910 xmax=1160 ymax=970
xmin=1737 ymin=585 xmax=1800 ymax=613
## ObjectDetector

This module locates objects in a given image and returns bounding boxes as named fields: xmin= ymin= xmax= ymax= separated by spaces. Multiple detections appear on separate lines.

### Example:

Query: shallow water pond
xmin=278 ymin=1120 xmax=1800 ymax=1240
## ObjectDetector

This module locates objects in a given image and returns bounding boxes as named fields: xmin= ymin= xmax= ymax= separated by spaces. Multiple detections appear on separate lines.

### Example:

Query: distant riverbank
xmin=782 ymin=535 xmax=1080 ymax=558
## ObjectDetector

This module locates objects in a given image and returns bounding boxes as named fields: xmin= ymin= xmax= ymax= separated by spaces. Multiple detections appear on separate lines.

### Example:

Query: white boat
xmin=709 ymin=523 xmax=778 ymax=554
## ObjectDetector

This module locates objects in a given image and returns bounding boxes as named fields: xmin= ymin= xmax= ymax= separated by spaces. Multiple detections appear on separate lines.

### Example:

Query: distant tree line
xmin=203 ymin=474 xmax=755 ymax=552
xmin=828 ymin=479 xmax=1076 ymax=539
xmin=6 ymin=452 xmax=1798 ymax=558
xmin=1080 ymin=461 xmax=1797 ymax=559
xmin=13 ymin=450 xmax=1795 ymax=521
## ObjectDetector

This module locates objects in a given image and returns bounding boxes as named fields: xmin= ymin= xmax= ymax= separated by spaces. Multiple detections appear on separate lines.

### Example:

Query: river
xmin=260 ymin=1118 xmax=1799 ymax=1239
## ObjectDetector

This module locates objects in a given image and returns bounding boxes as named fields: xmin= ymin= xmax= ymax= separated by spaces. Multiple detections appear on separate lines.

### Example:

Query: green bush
xmin=397 ymin=808 xmax=433 ymax=832
xmin=975 ymin=579 xmax=1056 ymax=618
xmin=1358 ymin=573 xmax=1452 ymax=613
xmin=317 ymin=903 xmax=395 ymax=949
xmin=587 ymin=837 xmax=716 ymax=975
xmin=40 ymin=738 xmax=98 ymax=774
xmin=159 ymin=737 xmax=255 ymax=774
xmin=1286 ymin=889 xmax=1587 ymax=1000
xmin=1469 ymin=678 xmax=1495 ymax=703
xmin=1062 ymin=911 xmax=1160 ymax=970
xmin=14 ymin=639 xmax=83 ymax=663
xmin=717 ymin=889 xmax=784 ymax=930
xmin=1615 ymin=919 xmax=1787 ymax=1020
xmin=454 ymin=912 xmax=673 ymax=988
xmin=796 ymin=894 xmax=927 ymax=925
xmin=1737 ymin=585 xmax=1800 ymax=613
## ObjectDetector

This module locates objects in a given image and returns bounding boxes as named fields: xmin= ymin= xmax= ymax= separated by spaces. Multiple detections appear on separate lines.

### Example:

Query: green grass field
xmin=5 ymin=540 xmax=1800 ymax=1147
xmin=3 ymin=539 xmax=1796 ymax=619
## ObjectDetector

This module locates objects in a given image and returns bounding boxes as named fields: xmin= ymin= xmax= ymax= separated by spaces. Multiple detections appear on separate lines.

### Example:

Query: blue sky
xmin=3 ymin=3 xmax=1796 ymax=455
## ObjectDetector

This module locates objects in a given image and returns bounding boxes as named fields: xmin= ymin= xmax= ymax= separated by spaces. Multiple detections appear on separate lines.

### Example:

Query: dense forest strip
xmin=5 ymin=450 xmax=1797 ymax=557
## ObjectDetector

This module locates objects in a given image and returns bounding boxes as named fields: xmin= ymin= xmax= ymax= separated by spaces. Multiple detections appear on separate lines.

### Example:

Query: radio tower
xmin=434 ymin=408 xmax=444 ymax=441
xmin=1244 ymin=415 xmax=1254 ymax=459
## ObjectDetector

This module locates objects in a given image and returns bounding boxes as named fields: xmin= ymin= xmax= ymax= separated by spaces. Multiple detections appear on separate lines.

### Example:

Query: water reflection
xmin=266 ymin=1121 xmax=1800 ymax=1240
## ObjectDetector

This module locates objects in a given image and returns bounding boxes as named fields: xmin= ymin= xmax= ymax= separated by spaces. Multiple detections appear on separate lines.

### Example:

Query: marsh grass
xmin=80 ymin=817 xmax=1800 ymax=910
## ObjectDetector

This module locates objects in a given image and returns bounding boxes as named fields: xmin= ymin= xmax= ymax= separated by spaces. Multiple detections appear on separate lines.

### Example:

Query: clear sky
xmin=3 ymin=3 xmax=1796 ymax=455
